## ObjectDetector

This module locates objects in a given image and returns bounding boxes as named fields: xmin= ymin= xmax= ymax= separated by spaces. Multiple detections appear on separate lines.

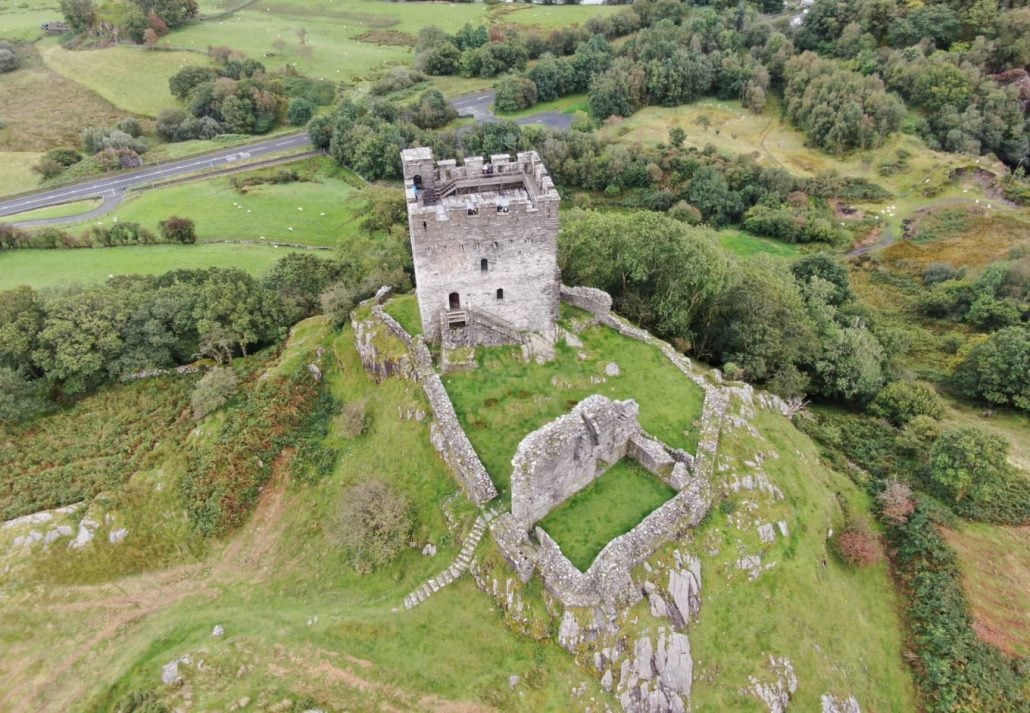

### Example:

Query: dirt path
xmin=0 ymin=452 xmax=296 ymax=711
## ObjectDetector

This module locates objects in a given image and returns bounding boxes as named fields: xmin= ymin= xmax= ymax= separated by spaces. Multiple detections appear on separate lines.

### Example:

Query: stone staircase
xmin=403 ymin=508 xmax=499 ymax=610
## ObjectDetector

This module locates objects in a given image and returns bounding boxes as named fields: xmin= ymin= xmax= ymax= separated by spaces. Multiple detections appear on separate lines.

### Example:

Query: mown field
xmin=0 ymin=151 xmax=41 ymax=196
xmin=0 ymin=242 xmax=306 ymax=290
xmin=157 ymin=0 xmax=618 ymax=83
xmin=0 ymin=0 xmax=56 ymax=41
xmin=37 ymin=40 xmax=211 ymax=117
xmin=47 ymin=160 xmax=366 ymax=246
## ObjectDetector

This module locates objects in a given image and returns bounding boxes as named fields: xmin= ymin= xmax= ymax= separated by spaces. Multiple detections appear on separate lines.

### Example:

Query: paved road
xmin=0 ymin=91 xmax=573 ymax=225
xmin=0 ymin=132 xmax=312 ymax=219
xmin=451 ymin=90 xmax=575 ymax=131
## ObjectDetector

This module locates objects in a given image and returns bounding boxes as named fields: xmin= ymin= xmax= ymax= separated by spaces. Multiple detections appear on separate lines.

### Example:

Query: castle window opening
xmin=413 ymin=174 xmax=423 ymax=190
xmin=467 ymin=207 xmax=479 ymax=216
xmin=422 ymin=221 xmax=427 ymax=230
xmin=481 ymin=258 xmax=489 ymax=273
xmin=449 ymin=292 xmax=460 ymax=310
xmin=496 ymin=205 xmax=509 ymax=213
xmin=496 ymin=288 xmax=504 ymax=300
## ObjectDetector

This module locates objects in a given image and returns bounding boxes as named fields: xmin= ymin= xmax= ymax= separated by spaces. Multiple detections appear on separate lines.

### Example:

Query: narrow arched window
xmin=496 ymin=288 xmax=504 ymax=300
xmin=480 ymin=258 xmax=488 ymax=272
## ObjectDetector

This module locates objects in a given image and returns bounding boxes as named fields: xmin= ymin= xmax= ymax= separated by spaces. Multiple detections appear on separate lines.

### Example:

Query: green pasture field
xmin=55 ymin=160 xmax=366 ymax=246
xmin=157 ymin=0 xmax=619 ymax=82
xmin=0 ymin=0 xmax=56 ymax=40
xmin=494 ymin=92 xmax=588 ymax=120
xmin=443 ymin=311 xmax=706 ymax=494
xmin=38 ymin=39 xmax=210 ymax=116
xmin=0 ymin=242 xmax=304 ymax=290
xmin=716 ymin=228 xmax=803 ymax=258
xmin=538 ymin=459 xmax=676 ymax=571
xmin=0 ymin=151 xmax=42 ymax=196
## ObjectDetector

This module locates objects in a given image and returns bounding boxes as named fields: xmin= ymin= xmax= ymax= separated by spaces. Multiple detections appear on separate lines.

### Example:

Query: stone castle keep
xmin=401 ymin=147 xmax=561 ymax=347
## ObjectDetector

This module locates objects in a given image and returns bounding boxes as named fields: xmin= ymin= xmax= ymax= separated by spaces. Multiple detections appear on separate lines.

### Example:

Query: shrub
xmin=159 ymin=216 xmax=197 ymax=244
xmin=869 ymin=381 xmax=945 ymax=426
xmin=954 ymin=326 xmax=1030 ymax=411
xmin=335 ymin=400 xmax=368 ymax=438
xmin=287 ymin=97 xmax=315 ymax=126
xmin=493 ymin=75 xmax=538 ymax=113
xmin=877 ymin=480 xmax=915 ymax=526
xmin=0 ymin=48 xmax=19 ymax=74
xmin=897 ymin=414 xmax=941 ymax=455
xmin=922 ymin=262 xmax=964 ymax=285
xmin=668 ymin=201 xmax=703 ymax=225
xmin=833 ymin=518 xmax=883 ymax=567
xmin=320 ymin=283 xmax=357 ymax=328
xmin=115 ymin=117 xmax=142 ymax=137
xmin=332 ymin=479 xmax=412 ymax=574
xmin=190 ymin=366 xmax=239 ymax=420
xmin=929 ymin=426 xmax=1011 ymax=504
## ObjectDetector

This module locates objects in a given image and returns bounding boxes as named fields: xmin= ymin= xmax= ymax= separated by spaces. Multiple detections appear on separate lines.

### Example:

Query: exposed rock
xmin=747 ymin=656 xmax=797 ymax=713
xmin=43 ymin=525 xmax=74 ymax=545
xmin=161 ymin=655 xmax=191 ymax=685
xmin=563 ymin=329 xmax=584 ymax=348
xmin=108 ymin=528 xmax=129 ymax=544
xmin=654 ymin=630 xmax=692 ymax=697
xmin=737 ymin=554 xmax=762 ymax=580
xmin=212 ymin=625 xmax=225 ymax=637
xmin=558 ymin=610 xmax=580 ymax=648
xmin=821 ymin=694 xmax=861 ymax=713
xmin=777 ymin=521 xmax=790 ymax=538
xmin=70 ymin=518 xmax=99 ymax=549
xmin=605 ymin=362 xmax=621 ymax=377
xmin=758 ymin=524 xmax=776 ymax=543
xmin=307 ymin=363 xmax=322 ymax=381
xmin=601 ymin=669 xmax=613 ymax=691
xmin=421 ymin=543 xmax=437 ymax=557
xmin=667 ymin=553 xmax=702 ymax=625
xmin=508 ymin=674 xmax=520 ymax=689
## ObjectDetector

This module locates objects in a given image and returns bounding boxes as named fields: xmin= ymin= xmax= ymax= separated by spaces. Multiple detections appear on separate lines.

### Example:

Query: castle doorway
xmin=449 ymin=292 xmax=460 ymax=310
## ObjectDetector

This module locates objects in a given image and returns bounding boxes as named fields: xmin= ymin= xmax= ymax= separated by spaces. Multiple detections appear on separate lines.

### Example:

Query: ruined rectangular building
xmin=401 ymin=147 xmax=561 ymax=346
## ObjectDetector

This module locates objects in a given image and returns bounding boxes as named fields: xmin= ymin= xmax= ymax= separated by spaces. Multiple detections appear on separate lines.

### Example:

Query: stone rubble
xmin=821 ymin=694 xmax=862 ymax=713
xmin=746 ymin=656 xmax=798 ymax=713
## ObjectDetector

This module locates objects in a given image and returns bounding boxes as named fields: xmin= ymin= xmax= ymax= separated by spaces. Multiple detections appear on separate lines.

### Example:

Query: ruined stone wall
xmin=352 ymin=297 xmax=498 ymax=506
xmin=559 ymin=284 xmax=612 ymax=317
xmin=510 ymin=396 xmax=640 ymax=529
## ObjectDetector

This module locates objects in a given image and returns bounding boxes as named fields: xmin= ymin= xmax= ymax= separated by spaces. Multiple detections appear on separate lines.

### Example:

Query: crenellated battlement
xmin=401 ymin=147 xmax=560 ymax=346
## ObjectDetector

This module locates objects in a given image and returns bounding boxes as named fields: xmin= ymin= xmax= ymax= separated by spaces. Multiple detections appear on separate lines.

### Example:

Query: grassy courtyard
xmin=443 ymin=314 xmax=706 ymax=495
xmin=538 ymin=458 xmax=676 ymax=571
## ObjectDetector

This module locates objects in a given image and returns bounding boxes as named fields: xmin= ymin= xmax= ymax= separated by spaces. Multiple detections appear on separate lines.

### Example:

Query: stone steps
xmin=403 ymin=508 xmax=499 ymax=610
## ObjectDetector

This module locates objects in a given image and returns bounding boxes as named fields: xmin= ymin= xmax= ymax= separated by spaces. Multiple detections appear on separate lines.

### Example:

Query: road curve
xmin=0 ymin=132 xmax=312 ymax=219
xmin=0 ymin=92 xmax=576 ymax=223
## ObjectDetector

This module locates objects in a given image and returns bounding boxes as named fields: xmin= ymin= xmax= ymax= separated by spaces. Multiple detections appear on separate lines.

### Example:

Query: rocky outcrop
xmin=617 ymin=628 xmax=693 ymax=713
xmin=747 ymin=656 xmax=798 ymax=713
xmin=821 ymin=694 xmax=862 ymax=713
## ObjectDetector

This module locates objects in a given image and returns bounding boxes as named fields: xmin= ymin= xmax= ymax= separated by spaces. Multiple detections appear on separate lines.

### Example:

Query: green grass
xmin=494 ymin=93 xmax=588 ymax=120
xmin=382 ymin=293 xmax=422 ymax=336
xmin=443 ymin=316 xmax=706 ymax=494
xmin=0 ymin=0 xmax=55 ymax=40
xmin=0 ymin=242 xmax=305 ymax=290
xmin=716 ymin=228 xmax=803 ymax=258
xmin=55 ymin=160 xmax=366 ymax=246
xmin=0 ymin=320 xmax=610 ymax=710
xmin=2 ymin=198 xmax=101 ymax=222
xmin=538 ymin=459 xmax=676 ymax=571
xmin=38 ymin=40 xmax=210 ymax=116
xmin=0 ymin=151 xmax=42 ymax=196
xmin=686 ymin=408 xmax=917 ymax=710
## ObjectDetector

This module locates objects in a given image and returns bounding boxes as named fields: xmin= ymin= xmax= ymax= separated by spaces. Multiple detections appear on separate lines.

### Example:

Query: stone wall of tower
xmin=401 ymin=149 xmax=560 ymax=343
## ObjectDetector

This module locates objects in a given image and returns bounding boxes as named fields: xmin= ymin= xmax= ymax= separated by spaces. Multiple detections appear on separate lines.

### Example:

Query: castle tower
xmin=401 ymin=147 xmax=561 ymax=346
